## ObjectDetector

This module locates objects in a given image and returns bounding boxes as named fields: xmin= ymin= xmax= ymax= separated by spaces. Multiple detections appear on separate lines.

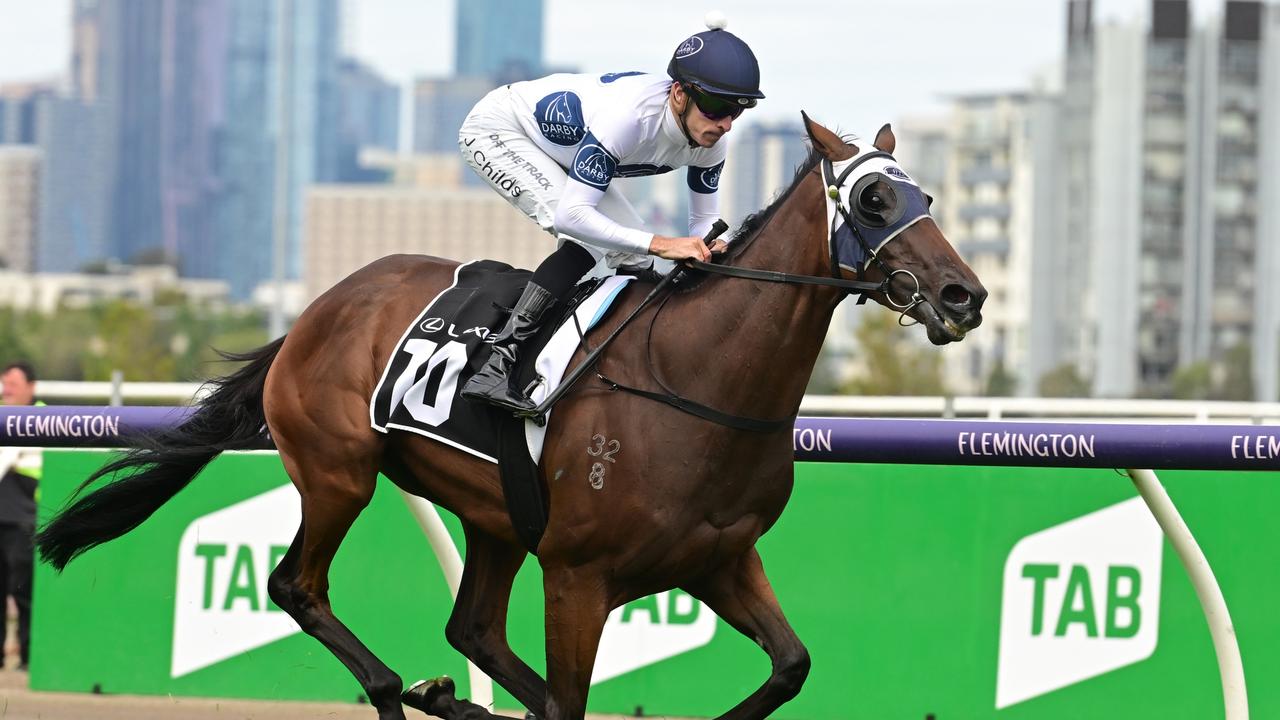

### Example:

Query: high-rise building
xmin=212 ymin=0 xmax=276 ymax=297
xmin=1133 ymin=0 xmax=1192 ymax=396
xmin=0 ymin=146 xmax=41 ymax=272
xmin=160 ymin=2 xmax=232 ymax=281
xmin=1257 ymin=2 xmax=1280 ymax=401
xmin=455 ymin=0 xmax=543 ymax=83
xmin=44 ymin=0 xmax=341 ymax=298
xmin=274 ymin=0 xmax=343 ymax=292
xmin=893 ymin=117 xmax=949 ymax=200
xmin=1046 ymin=0 xmax=1277 ymax=400
xmin=0 ymin=85 xmax=52 ymax=145
xmin=96 ymin=0 xmax=166 ymax=266
xmin=1050 ymin=0 xmax=1098 ymax=395
xmin=303 ymin=155 xmax=553 ymax=302
xmin=722 ymin=122 xmax=809 ymax=231
xmin=54 ymin=0 xmax=217 ymax=269
xmin=1188 ymin=0 xmax=1269 ymax=400
xmin=336 ymin=58 xmax=400 ymax=182
xmin=412 ymin=77 xmax=493 ymax=157
xmin=35 ymin=96 xmax=113 ymax=272
xmin=1085 ymin=1 xmax=1184 ymax=398
xmin=937 ymin=94 xmax=1047 ymax=395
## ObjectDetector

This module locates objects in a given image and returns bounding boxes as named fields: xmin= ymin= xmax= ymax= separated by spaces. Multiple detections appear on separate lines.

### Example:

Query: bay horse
xmin=36 ymin=115 xmax=985 ymax=720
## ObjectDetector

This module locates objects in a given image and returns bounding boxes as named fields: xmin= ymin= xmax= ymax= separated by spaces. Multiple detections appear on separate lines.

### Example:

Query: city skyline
xmin=2 ymin=0 xmax=1253 ymax=141
xmin=1 ymin=0 xmax=1277 ymax=402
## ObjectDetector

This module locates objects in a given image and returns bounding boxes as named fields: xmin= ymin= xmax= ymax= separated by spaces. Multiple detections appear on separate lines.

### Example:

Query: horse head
xmin=803 ymin=113 xmax=986 ymax=345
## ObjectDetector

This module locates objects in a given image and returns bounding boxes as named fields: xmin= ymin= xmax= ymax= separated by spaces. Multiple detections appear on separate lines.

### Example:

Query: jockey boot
xmin=461 ymin=281 xmax=556 ymax=413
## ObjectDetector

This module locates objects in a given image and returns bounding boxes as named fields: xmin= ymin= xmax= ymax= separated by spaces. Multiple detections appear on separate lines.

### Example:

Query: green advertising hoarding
xmin=31 ymin=450 xmax=1280 ymax=718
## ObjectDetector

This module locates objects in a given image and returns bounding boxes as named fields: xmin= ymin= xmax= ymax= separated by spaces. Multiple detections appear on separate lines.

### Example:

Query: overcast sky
xmin=0 ymin=0 xmax=1248 ymax=136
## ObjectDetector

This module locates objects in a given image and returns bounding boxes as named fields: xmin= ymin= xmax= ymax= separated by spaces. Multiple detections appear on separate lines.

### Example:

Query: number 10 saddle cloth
xmin=370 ymin=259 xmax=633 ymax=465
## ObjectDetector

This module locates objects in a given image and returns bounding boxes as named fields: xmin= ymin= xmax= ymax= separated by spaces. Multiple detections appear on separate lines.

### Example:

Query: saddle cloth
xmin=369 ymin=259 xmax=633 ymax=463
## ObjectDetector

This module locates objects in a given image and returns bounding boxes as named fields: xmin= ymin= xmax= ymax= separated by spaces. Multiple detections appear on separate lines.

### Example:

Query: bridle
xmin=686 ymin=148 xmax=929 ymax=326
xmin=529 ymin=147 xmax=937 ymax=431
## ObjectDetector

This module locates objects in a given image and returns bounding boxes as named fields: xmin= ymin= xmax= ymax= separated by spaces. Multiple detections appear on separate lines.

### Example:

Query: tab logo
xmin=171 ymin=484 xmax=302 ymax=678
xmin=591 ymin=589 xmax=717 ymax=685
xmin=995 ymin=497 xmax=1163 ymax=708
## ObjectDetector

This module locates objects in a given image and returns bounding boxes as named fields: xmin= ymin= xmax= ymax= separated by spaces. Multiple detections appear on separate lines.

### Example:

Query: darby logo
xmin=573 ymin=145 xmax=617 ymax=189
xmin=535 ymin=91 xmax=585 ymax=146
xmin=591 ymin=589 xmax=716 ymax=685
xmin=995 ymin=497 xmax=1163 ymax=709
xmin=699 ymin=165 xmax=722 ymax=192
xmin=171 ymin=484 xmax=302 ymax=678
xmin=675 ymin=36 xmax=704 ymax=59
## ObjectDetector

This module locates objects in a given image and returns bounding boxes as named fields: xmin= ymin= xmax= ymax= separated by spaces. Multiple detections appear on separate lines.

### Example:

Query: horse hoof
xmin=402 ymin=676 xmax=456 ymax=714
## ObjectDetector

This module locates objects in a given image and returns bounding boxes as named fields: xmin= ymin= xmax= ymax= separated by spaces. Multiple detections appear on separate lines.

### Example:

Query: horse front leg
xmin=403 ymin=525 xmax=546 ymax=719
xmin=685 ymin=547 xmax=811 ymax=720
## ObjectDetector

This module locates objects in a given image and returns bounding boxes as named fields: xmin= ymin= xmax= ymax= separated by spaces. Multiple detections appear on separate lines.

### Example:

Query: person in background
xmin=1 ymin=361 xmax=42 ymax=671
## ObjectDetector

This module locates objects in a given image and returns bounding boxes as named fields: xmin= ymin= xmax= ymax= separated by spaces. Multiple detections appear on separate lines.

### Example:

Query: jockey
xmin=459 ymin=15 xmax=764 ymax=414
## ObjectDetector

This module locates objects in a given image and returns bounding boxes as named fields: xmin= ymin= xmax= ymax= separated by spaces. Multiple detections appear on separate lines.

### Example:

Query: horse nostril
xmin=941 ymin=284 xmax=973 ymax=308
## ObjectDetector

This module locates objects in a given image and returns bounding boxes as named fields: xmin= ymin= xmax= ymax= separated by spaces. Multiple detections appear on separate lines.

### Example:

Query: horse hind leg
xmin=403 ymin=524 xmax=546 ymax=720
xmin=539 ymin=564 xmax=613 ymax=720
xmin=685 ymin=547 xmax=811 ymax=720
xmin=268 ymin=467 xmax=406 ymax=720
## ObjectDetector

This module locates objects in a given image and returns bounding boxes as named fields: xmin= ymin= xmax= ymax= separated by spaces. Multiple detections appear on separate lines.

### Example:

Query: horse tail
xmin=35 ymin=336 xmax=286 ymax=571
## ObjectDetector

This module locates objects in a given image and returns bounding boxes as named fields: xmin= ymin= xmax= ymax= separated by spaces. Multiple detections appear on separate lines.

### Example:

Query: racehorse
xmin=36 ymin=115 xmax=985 ymax=720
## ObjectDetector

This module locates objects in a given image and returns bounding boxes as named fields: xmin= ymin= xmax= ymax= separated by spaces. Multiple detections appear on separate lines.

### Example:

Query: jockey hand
xmin=650 ymin=235 xmax=713 ymax=263
xmin=709 ymin=239 xmax=728 ymax=255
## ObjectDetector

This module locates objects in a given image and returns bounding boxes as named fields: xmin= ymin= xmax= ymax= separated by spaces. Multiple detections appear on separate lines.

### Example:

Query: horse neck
xmin=663 ymin=171 xmax=842 ymax=419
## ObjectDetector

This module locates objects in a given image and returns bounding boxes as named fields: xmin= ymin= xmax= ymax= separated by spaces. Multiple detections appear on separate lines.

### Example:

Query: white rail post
xmin=396 ymin=490 xmax=495 ymax=711
xmin=1126 ymin=468 xmax=1247 ymax=720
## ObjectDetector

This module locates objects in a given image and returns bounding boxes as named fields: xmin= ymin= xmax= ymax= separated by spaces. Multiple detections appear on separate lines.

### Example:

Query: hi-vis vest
xmin=11 ymin=400 xmax=44 ymax=481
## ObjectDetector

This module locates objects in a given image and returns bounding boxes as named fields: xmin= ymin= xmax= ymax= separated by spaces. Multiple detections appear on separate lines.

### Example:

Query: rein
xmin=682 ymin=258 xmax=882 ymax=293
xmin=525 ymin=152 xmax=927 ymax=432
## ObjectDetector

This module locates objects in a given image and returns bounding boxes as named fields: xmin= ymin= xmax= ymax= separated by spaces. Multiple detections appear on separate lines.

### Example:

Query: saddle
xmin=370 ymin=260 xmax=633 ymax=552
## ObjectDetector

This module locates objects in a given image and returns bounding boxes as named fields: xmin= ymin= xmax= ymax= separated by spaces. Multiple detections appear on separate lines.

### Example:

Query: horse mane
xmin=675 ymin=134 xmax=850 ymax=291
xmin=667 ymin=147 xmax=823 ymax=294
xmin=726 ymin=146 xmax=823 ymax=252
xmin=721 ymin=131 xmax=859 ymax=262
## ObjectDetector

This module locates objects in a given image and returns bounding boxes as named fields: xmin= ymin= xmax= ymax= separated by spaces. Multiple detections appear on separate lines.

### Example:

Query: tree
xmin=841 ymin=310 xmax=946 ymax=396
xmin=129 ymin=247 xmax=173 ymax=267
xmin=1038 ymin=363 xmax=1090 ymax=398
xmin=1171 ymin=361 xmax=1213 ymax=400
xmin=0 ymin=308 xmax=32 ymax=365
xmin=77 ymin=259 xmax=114 ymax=275
xmin=804 ymin=343 xmax=843 ymax=395
xmin=78 ymin=300 xmax=176 ymax=381
xmin=1217 ymin=343 xmax=1253 ymax=401
xmin=984 ymin=359 xmax=1019 ymax=396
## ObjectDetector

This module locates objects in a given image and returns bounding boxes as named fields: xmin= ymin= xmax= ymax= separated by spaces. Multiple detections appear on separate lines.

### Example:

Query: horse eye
xmin=859 ymin=183 xmax=892 ymax=213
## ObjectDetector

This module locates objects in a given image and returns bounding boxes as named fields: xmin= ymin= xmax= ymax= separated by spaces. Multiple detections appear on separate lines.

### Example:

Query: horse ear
xmin=801 ymin=111 xmax=857 ymax=161
xmin=873 ymin=123 xmax=896 ymax=154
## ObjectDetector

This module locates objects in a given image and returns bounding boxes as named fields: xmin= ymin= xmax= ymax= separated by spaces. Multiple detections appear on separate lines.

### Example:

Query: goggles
xmin=684 ymin=84 xmax=754 ymax=121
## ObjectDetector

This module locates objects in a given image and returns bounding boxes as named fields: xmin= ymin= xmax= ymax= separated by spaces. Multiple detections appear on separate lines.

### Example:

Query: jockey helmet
xmin=666 ymin=16 xmax=764 ymax=108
